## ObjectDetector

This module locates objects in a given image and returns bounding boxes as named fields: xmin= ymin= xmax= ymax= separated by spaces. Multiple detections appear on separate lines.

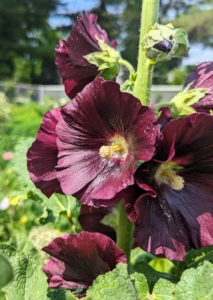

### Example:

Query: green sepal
xmin=142 ymin=23 xmax=189 ymax=63
xmin=120 ymin=73 xmax=137 ymax=95
xmin=170 ymin=87 xmax=209 ymax=119
xmin=84 ymin=38 xmax=121 ymax=80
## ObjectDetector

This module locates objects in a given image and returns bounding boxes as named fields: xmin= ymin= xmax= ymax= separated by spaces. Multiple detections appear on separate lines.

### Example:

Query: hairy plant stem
xmin=116 ymin=0 xmax=160 ymax=270
xmin=118 ymin=58 xmax=135 ymax=74
xmin=134 ymin=0 xmax=160 ymax=105
xmin=116 ymin=200 xmax=134 ymax=269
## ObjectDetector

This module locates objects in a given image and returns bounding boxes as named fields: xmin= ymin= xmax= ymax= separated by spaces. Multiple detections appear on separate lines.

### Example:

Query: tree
xmin=0 ymin=0 xmax=62 ymax=84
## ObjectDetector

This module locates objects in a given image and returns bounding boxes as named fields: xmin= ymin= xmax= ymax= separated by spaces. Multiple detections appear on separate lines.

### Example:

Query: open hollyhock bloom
xmin=55 ymin=77 xmax=159 ymax=206
xmin=42 ymin=232 xmax=126 ymax=297
xmin=124 ymin=113 xmax=213 ymax=260
xmin=27 ymin=108 xmax=63 ymax=197
xmin=55 ymin=11 xmax=118 ymax=100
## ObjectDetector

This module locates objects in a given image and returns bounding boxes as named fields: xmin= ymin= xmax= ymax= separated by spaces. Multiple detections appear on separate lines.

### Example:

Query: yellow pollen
xmin=155 ymin=162 xmax=184 ymax=191
xmin=169 ymin=174 xmax=184 ymax=190
xmin=99 ymin=146 xmax=114 ymax=160
xmin=99 ymin=135 xmax=128 ymax=160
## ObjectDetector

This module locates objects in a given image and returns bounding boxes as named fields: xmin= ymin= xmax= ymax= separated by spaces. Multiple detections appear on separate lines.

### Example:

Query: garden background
xmin=1 ymin=1 xmax=213 ymax=299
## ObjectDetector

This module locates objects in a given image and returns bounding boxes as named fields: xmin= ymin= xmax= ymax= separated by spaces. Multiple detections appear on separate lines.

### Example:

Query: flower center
xmin=155 ymin=161 xmax=184 ymax=191
xmin=99 ymin=135 xmax=128 ymax=160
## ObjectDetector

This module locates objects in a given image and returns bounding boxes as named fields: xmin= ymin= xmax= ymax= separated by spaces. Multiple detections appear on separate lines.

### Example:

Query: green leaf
xmin=0 ymin=253 xmax=13 ymax=289
xmin=132 ymin=261 xmax=179 ymax=291
xmin=184 ymin=246 xmax=213 ymax=269
xmin=130 ymin=272 xmax=149 ymax=299
xmin=85 ymin=264 xmax=139 ymax=300
xmin=130 ymin=273 xmax=175 ymax=300
xmin=151 ymin=279 xmax=175 ymax=300
xmin=174 ymin=261 xmax=213 ymax=300
xmin=0 ymin=244 xmax=48 ymax=300
xmin=47 ymin=289 xmax=78 ymax=300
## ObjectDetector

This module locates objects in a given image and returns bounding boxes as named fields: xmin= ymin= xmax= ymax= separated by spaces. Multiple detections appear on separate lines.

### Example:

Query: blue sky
xmin=49 ymin=0 xmax=98 ymax=28
xmin=49 ymin=0 xmax=213 ymax=66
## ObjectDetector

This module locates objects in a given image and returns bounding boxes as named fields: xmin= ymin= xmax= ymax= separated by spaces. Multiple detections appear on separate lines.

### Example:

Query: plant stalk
xmin=134 ymin=0 xmax=160 ymax=105
xmin=116 ymin=200 xmax=134 ymax=268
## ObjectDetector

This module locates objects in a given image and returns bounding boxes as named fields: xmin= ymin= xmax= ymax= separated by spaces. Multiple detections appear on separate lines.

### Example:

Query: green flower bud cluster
xmin=142 ymin=23 xmax=189 ymax=64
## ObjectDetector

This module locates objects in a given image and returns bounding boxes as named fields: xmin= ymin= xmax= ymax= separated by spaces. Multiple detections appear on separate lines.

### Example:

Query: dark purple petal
xmin=125 ymin=113 xmax=213 ymax=260
xmin=56 ymin=77 xmax=159 ymax=206
xmin=55 ymin=11 xmax=117 ymax=99
xmin=27 ymin=108 xmax=62 ymax=197
xmin=78 ymin=205 xmax=116 ymax=241
xmin=183 ymin=62 xmax=213 ymax=113
xmin=133 ymin=173 xmax=213 ymax=260
xmin=156 ymin=113 xmax=213 ymax=164
xmin=42 ymin=232 xmax=126 ymax=293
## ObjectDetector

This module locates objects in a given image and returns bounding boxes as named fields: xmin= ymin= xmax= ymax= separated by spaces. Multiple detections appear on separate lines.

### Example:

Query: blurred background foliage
xmin=1 ymin=0 xmax=213 ymax=85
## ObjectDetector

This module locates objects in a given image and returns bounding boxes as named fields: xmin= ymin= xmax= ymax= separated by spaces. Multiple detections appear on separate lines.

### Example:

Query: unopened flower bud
xmin=142 ymin=23 xmax=189 ymax=63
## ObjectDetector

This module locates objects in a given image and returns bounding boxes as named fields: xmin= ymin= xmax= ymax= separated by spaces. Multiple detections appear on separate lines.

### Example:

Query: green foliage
xmin=47 ymin=289 xmax=78 ymax=300
xmin=0 ymin=0 xmax=62 ymax=84
xmin=0 ymin=253 xmax=13 ymax=289
xmin=0 ymin=244 xmax=48 ymax=300
xmin=173 ymin=261 xmax=213 ymax=299
xmin=85 ymin=264 xmax=139 ymax=300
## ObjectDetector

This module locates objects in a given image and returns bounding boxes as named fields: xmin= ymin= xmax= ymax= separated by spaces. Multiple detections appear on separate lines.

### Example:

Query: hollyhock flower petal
xmin=42 ymin=232 xmax=126 ymax=296
xmin=56 ymin=77 xmax=159 ymax=206
xmin=78 ymin=205 xmax=116 ymax=241
xmin=55 ymin=11 xmax=117 ymax=99
xmin=183 ymin=62 xmax=213 ymax=112
xmin=27 ymin=108 xmax=62 ymax=197
xmin=125 ymin=113 xmax=213 ymax=260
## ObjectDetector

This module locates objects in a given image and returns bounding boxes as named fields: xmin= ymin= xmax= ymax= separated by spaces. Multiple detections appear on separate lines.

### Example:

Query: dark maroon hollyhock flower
xmin=78 ymin=205 xmax=116 ymax=241
xmin=55 ymin=11 xmax=117 ymax=100
xmin=56 ymin=77 xmax=159 ymax=207
xmin=42 ymin=232 xmax=126 ymax=298
xmin=183 ymin=61 xmax=213 ymax=113
xmin=27 ymin=108 xmax=63 ymax=197
xmin=124 ymin=113 xmax=213 ymax=261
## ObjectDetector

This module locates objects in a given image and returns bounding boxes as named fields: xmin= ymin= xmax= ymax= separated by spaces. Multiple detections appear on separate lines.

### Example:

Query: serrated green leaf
xmin=47 ymin=289 xmax=78 ymax=300
xmin=174 ymin=261 xmax=213 ymax=299
xmin=0 ymin=253 xmax=13 ymax=289
xmin=85 ymin=264 xmax=139 ymax=300
xmin=130 ymin=272 xmax=149 ymax=300
xmin=0 ymin=244 xmax=48 ymax=300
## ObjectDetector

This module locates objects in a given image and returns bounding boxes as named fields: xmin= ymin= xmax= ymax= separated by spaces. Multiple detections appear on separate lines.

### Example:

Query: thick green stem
xmin=134 ymin=0 xmax=160 ymax=105
xmin=116 ymin=200 xmax=134 ymax=268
